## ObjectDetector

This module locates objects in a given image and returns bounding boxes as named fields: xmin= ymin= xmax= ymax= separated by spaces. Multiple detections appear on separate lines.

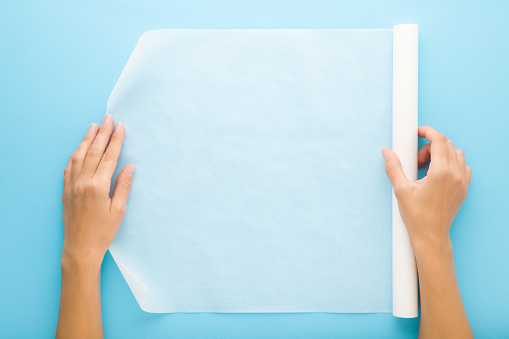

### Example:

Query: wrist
xmin=411 ymin=237 xmax=453 ymax=264
xmin=61 ymin=245 xmax=104 ymax=277
xmin=61 ymin=259 xmax=102 ymax=287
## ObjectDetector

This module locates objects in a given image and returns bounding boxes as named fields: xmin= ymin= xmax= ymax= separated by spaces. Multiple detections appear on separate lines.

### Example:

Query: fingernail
xmin=382 ymin=149 xmax=389 ymax=161
xmin=127 ymin=166 xmax=136 ymax=178
xmin=102 ymin=114 xmax=112 ymax=125
xmin=114 ymin=122 xmax=123 ymax=134
xmin=87 ymin=123 xmax=96 ymax=133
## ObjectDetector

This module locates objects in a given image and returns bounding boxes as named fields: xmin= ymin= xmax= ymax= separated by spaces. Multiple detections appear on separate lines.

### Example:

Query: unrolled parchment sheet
xmin=107 ymin=26 xmax=418 ymax=316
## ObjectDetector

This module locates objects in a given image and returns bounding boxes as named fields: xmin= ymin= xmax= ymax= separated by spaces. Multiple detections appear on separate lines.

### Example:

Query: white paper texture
xmin=107 ymin=27 xmax=417 ymax=315
xmin=392 ymin=24 xmax=419 ymax=318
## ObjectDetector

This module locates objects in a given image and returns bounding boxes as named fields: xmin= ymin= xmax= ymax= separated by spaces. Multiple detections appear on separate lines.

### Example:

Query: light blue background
xmin=0 ymin=1 xmax=507 ymax=338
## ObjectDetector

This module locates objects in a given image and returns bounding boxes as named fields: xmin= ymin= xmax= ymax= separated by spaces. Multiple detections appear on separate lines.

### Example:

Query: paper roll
xmin=392 ymin=24 xmax=419 ymax=318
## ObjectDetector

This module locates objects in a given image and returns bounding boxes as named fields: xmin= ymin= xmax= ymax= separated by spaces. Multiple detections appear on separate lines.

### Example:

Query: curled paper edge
xmin=392 ymin=24 xmax=419 ymax=318
xmin=106 ymin=39 xmax=145 ymax=114
xmin=110 ymin=252 xmax=150 ymax=310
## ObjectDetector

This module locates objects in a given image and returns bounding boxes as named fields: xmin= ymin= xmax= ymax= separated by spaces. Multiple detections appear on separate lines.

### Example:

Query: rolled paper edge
xmin=392 ymin=23 xmax=419 ymax=318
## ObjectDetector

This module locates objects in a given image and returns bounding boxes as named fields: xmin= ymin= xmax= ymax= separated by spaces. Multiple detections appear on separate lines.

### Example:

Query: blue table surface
xmin=1 ymin=1 xmax=508 ymax=338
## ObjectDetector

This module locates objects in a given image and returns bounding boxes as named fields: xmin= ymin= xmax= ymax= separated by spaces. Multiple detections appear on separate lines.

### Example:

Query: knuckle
xmin=114 ymin=203 xmax=127 ymax=215
xmin=122 ymin=180 xmax=132 ymax=192
xmin=87 ymin=180 xmax=103 ymax=193
xmin=71 ymin=152 xmax=81 ymax=164
xmin=437 ymin=134 xmax=448 ymax=144
xmin=431 ymin=167 xmax=452 ymax=182
xmin=110 ymin=134 xmax=122 ymax=144
xmin=102 ymin=149 xmax=116 ymax=162
xmin=73 ymin=180 xmax=104 ymax=195
xmin=82 ymin=133 xmax=93 ymax=142
xmin=438 ymin=167 xmax=451 ymax=179
xmin=73 ymin=182 xmax=85 ymax=194
xmin=384 ymin=162 xmax=395 ymax=175
xmin=453 ymin=175 xmax=463 ymax=186
xmin=87 ymin=147 xmax=100 ymax=158
xmin=447 ymin=140 xmax=455 ymax=148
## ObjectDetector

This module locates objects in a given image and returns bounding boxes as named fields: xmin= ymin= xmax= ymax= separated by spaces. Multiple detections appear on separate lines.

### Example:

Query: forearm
xmin=56 ymin=257 xmax=104 ymax=339
xmin=58 ymin=117 xmax=133 ymax=337
xmin=414 ymin=241 xmax=473 ymax=339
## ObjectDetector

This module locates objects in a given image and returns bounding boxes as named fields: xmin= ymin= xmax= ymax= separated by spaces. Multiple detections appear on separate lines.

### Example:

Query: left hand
xmin=62 ymin=114 xmax=135 ymax=269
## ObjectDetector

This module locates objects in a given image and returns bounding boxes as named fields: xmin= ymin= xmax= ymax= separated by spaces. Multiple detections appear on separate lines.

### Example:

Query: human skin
xmin=57 ymin=118 xmax=472 ymax=338
xmin=383 ymin=126 xmax=473 ymax=338
xmin=57 ymin=114 xmax=134 ymax=339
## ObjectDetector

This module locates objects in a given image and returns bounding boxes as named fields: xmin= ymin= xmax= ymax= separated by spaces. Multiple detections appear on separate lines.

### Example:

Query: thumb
xmin=112 ymin=165 xmax=135 ymax=214
xmin=382 ymin=148 xmax=409 ymax=192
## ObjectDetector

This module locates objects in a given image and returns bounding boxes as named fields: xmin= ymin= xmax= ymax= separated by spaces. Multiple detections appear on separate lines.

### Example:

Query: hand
xmin=382 ymin=126 xmax=471 ymax=255
xmin=58 ymin=115 xmax=134 ymax=339
xmin=383 ymin=127 xmax=473 ymax=338
xmin=62 ymin=114 xmax=135 ymax=269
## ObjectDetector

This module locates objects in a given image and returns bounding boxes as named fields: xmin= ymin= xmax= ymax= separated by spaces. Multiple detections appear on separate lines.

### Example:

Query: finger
xmin=111 ymin=165 xmax=136 ymax=215
xmin=382 ymin=148 xmax=410 ymax=194
xmin=63 ymin=155 xmax=72 ymax=189
xmin=447 ymin=140 xmax=460 ymax=173
xmin=70 ymin=123 xmax=99 ymax=183
xmin=62 ymin=156 xmax=73 ymax=228
xmin=418 ymin=143 xmax=431 ymax=167
xmin=81 ymin=114 xmax=115 ymax=179
xmin=95 ymin=123 xmax=125 ymax=182
xmin=456 ymin=149 xmax=466 ymax=176
xmin=466 ymin=166 xmax=472 ymax=186
xmin=418 ymin=126 xmax=449 ymax=166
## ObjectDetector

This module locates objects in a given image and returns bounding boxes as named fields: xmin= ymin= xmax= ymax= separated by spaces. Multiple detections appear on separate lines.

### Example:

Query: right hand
xmin=382 ymin=126 xmax=471 ymax=254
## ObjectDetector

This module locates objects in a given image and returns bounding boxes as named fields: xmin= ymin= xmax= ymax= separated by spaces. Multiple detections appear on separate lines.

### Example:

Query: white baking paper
xmin=107 ymin=26 xmax=418 ymax=316
xmin=392 ymin=24 xmax=419 ymax=318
